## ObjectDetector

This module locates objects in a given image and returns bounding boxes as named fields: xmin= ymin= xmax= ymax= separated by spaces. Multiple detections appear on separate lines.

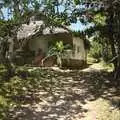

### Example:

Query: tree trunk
xmin=0 ymin=39 xmax=15 ymax=79
xmin=107 ymin=9 xmax=118 ymax=77
xmin=114 ymin=40 xmax=120 ymax=79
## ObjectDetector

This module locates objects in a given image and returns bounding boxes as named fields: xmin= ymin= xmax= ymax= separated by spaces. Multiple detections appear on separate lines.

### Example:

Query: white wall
xmin=72 ymin=37 xmax=86 ymax=60
xmin=28 ymin=36 xmax=48 ymax=54
xmin=63 ymin=37 xmax=86 ymax=61
xmin=28 ymin=36 xmax=86 ymax=61
xmin=28 ymin=33 xmax=73 ymax=55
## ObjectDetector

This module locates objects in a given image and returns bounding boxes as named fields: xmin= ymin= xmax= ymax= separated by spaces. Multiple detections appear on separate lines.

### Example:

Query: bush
xmin=89 ymin=41 xmax=102 ymax=61
xmin=102 ymin=46 xmax=112 ymax=62
xmin=0 ymin=95 xmax=8 ymax=119
xmin=15 ymin=66 xmax=30 ymax=79
xmin=0 ymin=64 xmax=8 ymax=80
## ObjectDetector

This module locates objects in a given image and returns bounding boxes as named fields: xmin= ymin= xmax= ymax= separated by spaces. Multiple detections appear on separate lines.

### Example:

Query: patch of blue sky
xmin=58 ymin=4 xmax=93 ymax=31
xmin=1 ymin=2 xmax=93 ymax=31
xmin=69 ymin=20 xmax=93 ymax=31
xmin=58 ymin=5 xmax=65 ymax=13
xmin=1 ymin=8 xmax=12 ymax=20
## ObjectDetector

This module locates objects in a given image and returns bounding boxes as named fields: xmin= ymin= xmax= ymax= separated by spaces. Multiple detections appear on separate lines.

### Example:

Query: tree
xmin=73 ymin=0 xmax=120 ymax=79
xmin=0 ymin=0 xmax=41 ymax=76
xmin=0 ymin=0 xmax=120 ymax=79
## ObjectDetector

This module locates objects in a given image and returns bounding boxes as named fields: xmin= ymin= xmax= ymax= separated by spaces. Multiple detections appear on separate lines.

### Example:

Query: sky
xmin=58 ymin=4 xmax=93 ymax=31
xmin=69 ymin=21 xmax=93 ymax=31
xmin=1 ymin=5 xmax=93 ymax=31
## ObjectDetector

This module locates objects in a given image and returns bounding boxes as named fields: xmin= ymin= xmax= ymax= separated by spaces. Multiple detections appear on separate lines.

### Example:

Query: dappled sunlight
xmin=1 ymin=66 xmax=119 ymax=120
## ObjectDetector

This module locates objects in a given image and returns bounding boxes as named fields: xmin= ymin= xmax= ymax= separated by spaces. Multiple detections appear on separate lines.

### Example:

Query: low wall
xmin=62 ymin=59 xmax=86 ymax=69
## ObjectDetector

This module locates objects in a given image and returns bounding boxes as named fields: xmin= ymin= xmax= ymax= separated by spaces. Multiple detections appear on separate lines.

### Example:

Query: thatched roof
xmin=17 ymin=20 xmax=70 ymax=40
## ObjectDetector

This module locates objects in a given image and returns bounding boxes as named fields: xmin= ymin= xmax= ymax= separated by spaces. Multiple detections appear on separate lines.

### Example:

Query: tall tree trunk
xmin=108 ymin=11 xmax=118 ymax=72
xmin=0 ymin=38 xmax=15 ymax=79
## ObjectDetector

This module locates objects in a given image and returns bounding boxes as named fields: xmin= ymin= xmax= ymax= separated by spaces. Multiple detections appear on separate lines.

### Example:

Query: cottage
xmin=14 ymin=15 xmax=86 ymax=68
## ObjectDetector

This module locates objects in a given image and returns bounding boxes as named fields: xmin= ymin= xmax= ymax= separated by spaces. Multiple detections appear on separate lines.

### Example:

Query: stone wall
xmin=72 ymin=37 xmax=86 ymax=61
xmin=61 ymin=37 xmax=87 ymax=68
xmin=62 ymin=59 xmax=86 ymax=69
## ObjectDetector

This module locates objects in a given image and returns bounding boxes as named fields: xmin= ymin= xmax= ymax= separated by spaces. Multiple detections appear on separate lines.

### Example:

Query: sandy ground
xmin=8 ymin=64 xmax=120 ymax=120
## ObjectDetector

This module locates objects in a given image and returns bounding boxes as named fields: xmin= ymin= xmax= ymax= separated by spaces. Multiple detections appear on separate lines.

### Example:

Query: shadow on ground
xmin=8 ymin=67 xmax=120 ymax=120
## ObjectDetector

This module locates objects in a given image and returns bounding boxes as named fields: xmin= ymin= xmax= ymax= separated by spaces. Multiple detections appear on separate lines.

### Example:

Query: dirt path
xmin=8 ymin=64 xmax=120 ymax=120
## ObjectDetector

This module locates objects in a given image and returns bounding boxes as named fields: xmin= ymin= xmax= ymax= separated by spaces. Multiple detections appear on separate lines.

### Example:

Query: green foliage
xmin=0 ymin=95 xmax=9 ymax=119
xmin=102 ymin=46 xmax=113 ymax=62
xmin=54 ymin=41 xmax=65 ymax=53
xmin=72 ymin=31 xmax=84 ymax=37
xmin=74 ymin=0 xmax=80 ymax=5
xmin=0 ymin=64 xmax=8 ymax=80
xmin=93 ymin=13 xmax=106 ymax=26
xmin=0 ymin=20 xmax=15 ymax=38
xmin=47 ymin=41 xmax=71 ymax=56
xmin=47 ymin=41 xmax=71 ymax=67
xmin=0 ymin=65 xmax=58 ymax=119
xmin=89 ymin=41 xmax=102 ymax=61
xmin=89 ymin=38 xmax=112 ymax=63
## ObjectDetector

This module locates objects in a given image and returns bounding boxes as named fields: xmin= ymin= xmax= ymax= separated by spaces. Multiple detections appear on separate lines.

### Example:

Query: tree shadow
xmin=7 ymin=68 xmax=120 ymax=120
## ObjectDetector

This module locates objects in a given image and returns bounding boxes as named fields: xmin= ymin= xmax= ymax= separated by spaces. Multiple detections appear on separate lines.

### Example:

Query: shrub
xmin=102 ymin=46 xmax=112 ymax=62
xmin=89 ymin=41 xmax=102 ymax=61
xmin=0 ymin=64 xmax=8 ymax=80
xmin=0 ymin=95 xmax=8 ymax=119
